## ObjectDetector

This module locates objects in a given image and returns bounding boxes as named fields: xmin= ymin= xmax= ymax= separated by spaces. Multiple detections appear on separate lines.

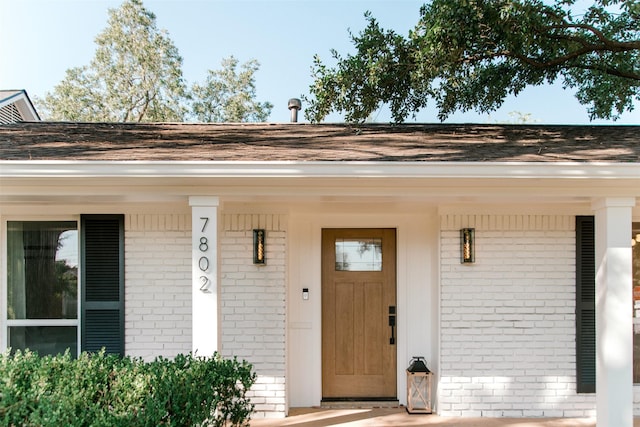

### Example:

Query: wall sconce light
xmin=253 ymin=229 xmax=266 ymax=264
xmin=460 ymin=228 xmax=475 ymax=264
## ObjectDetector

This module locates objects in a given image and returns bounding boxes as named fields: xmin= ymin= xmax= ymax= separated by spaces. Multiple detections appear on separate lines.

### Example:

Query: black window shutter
xmin=81 ymin=215 xmax=124 ymax=356
xmin=576 ymin=216 xmax=596 ymax=393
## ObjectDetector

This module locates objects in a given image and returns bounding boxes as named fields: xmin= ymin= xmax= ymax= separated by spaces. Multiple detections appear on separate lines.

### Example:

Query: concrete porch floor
xmin=250 ymin=407 xmax=640 ymax=426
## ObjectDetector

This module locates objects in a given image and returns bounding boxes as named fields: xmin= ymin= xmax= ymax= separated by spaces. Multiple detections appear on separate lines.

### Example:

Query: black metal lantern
xmin=406 ymin=356 xmax=433 ymax=414
xmin=253 ymin=229 xmax=265 ymax=264
xmin=460 ymin=228 xmax=475 ymax=263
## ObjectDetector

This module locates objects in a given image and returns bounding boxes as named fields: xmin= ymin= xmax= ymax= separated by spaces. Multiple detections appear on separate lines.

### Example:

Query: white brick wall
xmin=124 ymin=212 xmax=287 ymax=417
xmin=439 ymin=214 xmax=596 ymax=417
xmin=124 ymin=214 xmax=192 ymax=360
xmin=220 ymin=213 xmax=287 ymax=419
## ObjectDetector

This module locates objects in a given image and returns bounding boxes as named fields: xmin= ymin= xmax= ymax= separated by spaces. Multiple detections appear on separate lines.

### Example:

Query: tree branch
xmin=570 ymin=63 xmax=640 ymax=81
xmin=458 ymin=46 xmax=640 ymax=81
xmin=511 ymin=48 xmax=640 ymax=80
xmin=546 ymin=23 xmax=640 ymax=50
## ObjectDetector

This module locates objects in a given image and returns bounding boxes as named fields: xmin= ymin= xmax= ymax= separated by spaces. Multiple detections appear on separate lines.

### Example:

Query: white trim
xmin=7 ymin=319 xmax=79 ymax=327
xmin=1 ymin=219 xmax=6 ymax=351
xmin=2 ymin=161 xmax=640 ymax=180
xmin=190 ymin=201 xmax=220 ymax=356
xmin=1 ymin=217 xmax=81 ymax=352
xmin=592 ymin=197 xmax=637 ymax=210
xmin=287 ymin=210 xmax=438 ymax=409
xmin=189 ymin=196 xmax=220 ymax=207
xmin=593 ymin=200 xmax=634 ymax=426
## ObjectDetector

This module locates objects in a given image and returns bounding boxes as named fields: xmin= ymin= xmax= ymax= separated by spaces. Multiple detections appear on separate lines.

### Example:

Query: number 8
xmin=199 ymin=236 xmax=208 ymax=252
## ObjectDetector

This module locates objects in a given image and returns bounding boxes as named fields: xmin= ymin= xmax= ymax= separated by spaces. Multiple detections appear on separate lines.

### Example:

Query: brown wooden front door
xmin=322 ymin=228 xmax=397 ymax=400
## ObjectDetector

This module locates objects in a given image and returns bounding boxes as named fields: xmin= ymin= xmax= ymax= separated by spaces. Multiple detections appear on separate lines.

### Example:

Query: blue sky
xmin=1 ymin=0 xmax=638 ymax=124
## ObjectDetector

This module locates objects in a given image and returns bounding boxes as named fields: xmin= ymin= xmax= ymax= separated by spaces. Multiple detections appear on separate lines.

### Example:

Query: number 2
xmin=199 ymin=276 xmax=211 ymax=293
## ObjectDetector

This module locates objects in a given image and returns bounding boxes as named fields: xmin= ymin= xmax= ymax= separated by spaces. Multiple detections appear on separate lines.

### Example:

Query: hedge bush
xmin=0 ymin=350 xmax=256 ymax=427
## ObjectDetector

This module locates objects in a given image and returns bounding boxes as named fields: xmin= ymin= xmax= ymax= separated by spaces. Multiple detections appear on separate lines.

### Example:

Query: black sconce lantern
xmin=253 ymin=229 xmax=265 ymax=264
xmin=461 ymin=228 xmax=475 ymax=264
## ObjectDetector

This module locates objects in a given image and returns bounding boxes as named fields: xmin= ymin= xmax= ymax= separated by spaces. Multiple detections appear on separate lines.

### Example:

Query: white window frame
xmin=633 ymin=221 xmax=640 ymax=384
xmin=1 ymin=216 xmax=81 ymax=353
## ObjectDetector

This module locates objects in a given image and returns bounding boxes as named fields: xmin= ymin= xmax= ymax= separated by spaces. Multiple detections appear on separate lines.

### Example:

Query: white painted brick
xmin=125 ymin=216 xmax=192 ymax=361
xmin=439 ymin=214 xmax=596 ymax=418
xmin=220 ymin=213 xmax=288 ymax=419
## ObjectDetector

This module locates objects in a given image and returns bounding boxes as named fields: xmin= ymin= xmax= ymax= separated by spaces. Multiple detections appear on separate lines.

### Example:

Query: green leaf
xmin=305 ymin=0 xmax=639 ymax=123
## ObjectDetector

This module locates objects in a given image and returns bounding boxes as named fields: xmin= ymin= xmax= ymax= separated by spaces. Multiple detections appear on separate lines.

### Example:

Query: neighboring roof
xmin=0 ymin=90 xmax=22 ymax=101
xmin=0 ymin=90 xmax=40 ymax=123
xmin=0 ymin=121 xmax=638 ymax=163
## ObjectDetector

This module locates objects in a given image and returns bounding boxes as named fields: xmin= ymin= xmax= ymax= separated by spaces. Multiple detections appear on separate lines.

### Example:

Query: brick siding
xmin=124 ymin=214 xmax=192 ymax=360
xmin=439 ymin=214 xmax=596 ymax=417
xmin=220 ymin=213 xmax=287 ymax=418
xmin=123 ymin=212 xmax=287 ymax=417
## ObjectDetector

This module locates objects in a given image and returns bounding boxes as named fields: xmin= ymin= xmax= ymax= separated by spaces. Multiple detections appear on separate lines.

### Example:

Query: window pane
xmin=7 ymin=221 xmax=78 ymax=320
xmin=335 ymin=238 xmax=382 ymax=271
xmin=633 ymin=223 xmax=640 ymax=383
xmin=8 ymin=326 xmax=77 ymax=357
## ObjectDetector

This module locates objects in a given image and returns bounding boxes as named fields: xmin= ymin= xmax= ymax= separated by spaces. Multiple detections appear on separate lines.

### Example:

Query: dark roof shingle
xmin=0 ymin=121 xmax=638 ymax=162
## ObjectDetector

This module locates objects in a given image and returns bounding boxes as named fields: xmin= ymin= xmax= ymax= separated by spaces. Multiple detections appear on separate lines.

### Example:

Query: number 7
xmin=200 ymin=217 xmax=209 ymax=233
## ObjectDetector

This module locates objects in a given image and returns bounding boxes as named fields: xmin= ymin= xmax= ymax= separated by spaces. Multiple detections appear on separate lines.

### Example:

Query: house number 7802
xmin=199 ymin=216 xmax=212 ymax=293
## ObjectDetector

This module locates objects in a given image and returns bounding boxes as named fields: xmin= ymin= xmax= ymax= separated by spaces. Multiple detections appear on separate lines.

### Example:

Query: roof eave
xmin=1 ymin=160 xmax=639 ymax=180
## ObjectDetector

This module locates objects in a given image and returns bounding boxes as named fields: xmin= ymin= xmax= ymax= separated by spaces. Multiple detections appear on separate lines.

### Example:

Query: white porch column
xmin=592 ymin=197 xmax=636 ymax=427
xmin=189 ymin=196 xmax=220 ymax=356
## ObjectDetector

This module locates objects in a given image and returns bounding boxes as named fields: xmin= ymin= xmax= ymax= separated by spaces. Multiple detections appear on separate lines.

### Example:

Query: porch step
xmin=320 ymin=400 xmax=400 ymax=409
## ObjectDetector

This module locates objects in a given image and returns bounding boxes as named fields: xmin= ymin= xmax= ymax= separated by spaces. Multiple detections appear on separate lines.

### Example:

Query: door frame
xmin=287 ymin=210 xmax=438 ymax=410
xmin=321 ymin=227 xmax=398 ymax=401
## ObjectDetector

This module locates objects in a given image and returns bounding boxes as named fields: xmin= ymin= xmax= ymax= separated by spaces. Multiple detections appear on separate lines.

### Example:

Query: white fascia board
xmin=1 ymin=160 xmax=639 ymax=180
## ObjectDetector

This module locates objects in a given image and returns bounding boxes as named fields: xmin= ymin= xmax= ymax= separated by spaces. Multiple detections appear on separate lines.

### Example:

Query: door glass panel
xmin=335 ymin=238 xmax=382 ymax=271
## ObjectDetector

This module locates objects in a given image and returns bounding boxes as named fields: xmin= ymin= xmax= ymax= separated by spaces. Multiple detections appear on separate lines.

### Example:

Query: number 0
xmin=199 ymin=256 xmax=209 ymax=272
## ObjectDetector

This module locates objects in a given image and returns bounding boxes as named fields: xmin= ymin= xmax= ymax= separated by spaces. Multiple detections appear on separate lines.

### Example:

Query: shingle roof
xmin=0 ymin=121 xmax=638 ymax=162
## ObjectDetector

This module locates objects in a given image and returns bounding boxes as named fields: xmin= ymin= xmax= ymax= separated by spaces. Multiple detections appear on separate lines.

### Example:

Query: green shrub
xmin=0 ymin=349 xmax=255 ymax=427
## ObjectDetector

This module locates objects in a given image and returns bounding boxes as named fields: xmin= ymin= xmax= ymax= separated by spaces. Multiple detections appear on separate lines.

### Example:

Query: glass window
xmin=6 ymin=221 xmax=78 ymax=356
xmin=633 ymin=223 xmax=640 ymax=383
xmin=8 ymin=326 xmax=77 ymax=357
xmin=335 ymin=238 xmax=382 ymax=271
